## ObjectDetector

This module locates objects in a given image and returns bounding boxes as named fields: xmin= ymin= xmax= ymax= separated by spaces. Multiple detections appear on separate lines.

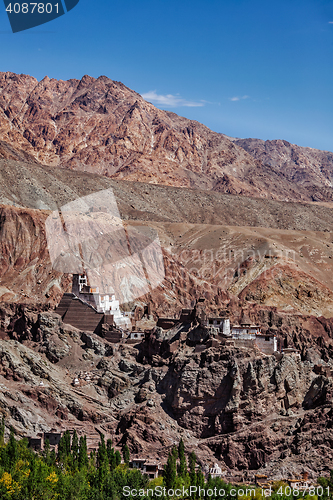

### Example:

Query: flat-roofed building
xmin=202 ymin=317 xmax=231 ymax=335
xmin=44 ymin=432 xmax=62 ymax=446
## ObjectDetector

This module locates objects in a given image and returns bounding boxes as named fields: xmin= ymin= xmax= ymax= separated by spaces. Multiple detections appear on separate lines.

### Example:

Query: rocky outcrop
xmin=237 ymin=263 xmax=333 ymax=318
xmin=0 ymin=305 xmax=333 ymax=478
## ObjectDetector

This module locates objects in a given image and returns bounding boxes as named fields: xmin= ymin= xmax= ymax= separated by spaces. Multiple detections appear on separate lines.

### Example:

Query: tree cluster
xmin=0 ymin=421 xmax=331 ymax=500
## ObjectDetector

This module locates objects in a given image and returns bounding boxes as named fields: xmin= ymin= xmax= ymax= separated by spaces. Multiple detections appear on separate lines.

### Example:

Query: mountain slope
xmin=0 ymin=72 xmax=258 ymax=191
xmin=1 ymin=160 xmax=333 ymax=316
xmin=233 ymin=138 xmax=333 ymax=202
xmin=1 ymin=71 xmax=333 ymax=202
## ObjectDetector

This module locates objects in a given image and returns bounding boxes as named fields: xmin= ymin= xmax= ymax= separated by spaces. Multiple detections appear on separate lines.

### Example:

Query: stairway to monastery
xmin=56 ymin=293 xmax=104 ymax=333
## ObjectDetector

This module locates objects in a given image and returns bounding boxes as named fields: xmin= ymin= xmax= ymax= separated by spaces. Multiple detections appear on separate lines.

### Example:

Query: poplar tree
xmin=107 ymin=439 xmax=117 ymax=470
xmin=58 ymin=430 xmax=71 ymax=461
xmin=189 ymin=451 xmax=197 ymax=488
xmin=172 ymin=445 xmax=178 ymax=460
xmin=115 ymin=450 xmax=121 ymax=466
xmin=178 ymin=438 xmax=187 ymax=478
xmin=164 ymin=451 xmax=177 ymax=490
xmin=78 ymin=436 xmax=88 ymax=469
xmin=97 ymin=434 xmax=109 ymax=486
xmin=64 ymin=430 xmax=71 ymax=456
xmin=71 ymin=430 xmax=79 ymax=464
xmin=7 ymin=427 xmax=18 ymax=468
xmin=196 ymin=468 xmax=205 ymax=495
xmin=0 ymin=414 xmax=5 ymax=446
xmin=43 ymin=438 xmax=50 ymax=464
xmin=122 ymin=444 xmax=130 ymax=466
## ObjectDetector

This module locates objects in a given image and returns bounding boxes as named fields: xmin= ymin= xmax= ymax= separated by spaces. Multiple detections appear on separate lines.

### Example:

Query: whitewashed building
xmin=129 ymin=331 xmax=145 ymax=341
xmin=72 ymin=274 xmax=131 ymax=329
xmin=231 ymin=323 xmax=277 ymax=354
xmin=202 ymin=317 xmax=231 ymax=335
xmin=209 ymin=463 xmax=223 ymax=479
xmin=231 ymin=323 xmax=261 ymax=338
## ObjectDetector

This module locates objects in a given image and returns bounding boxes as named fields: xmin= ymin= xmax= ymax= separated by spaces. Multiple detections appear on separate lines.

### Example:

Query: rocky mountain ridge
xmin=233 ymin=137 xmax=333 ymax=202
xmin=1 ymin=158 xmax=333 ymax=318
xmin=1 ymin=71 xmax=333 ymax=202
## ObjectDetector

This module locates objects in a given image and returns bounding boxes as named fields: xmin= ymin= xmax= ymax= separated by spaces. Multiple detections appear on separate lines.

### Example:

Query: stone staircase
xmin=56 ymin=293 xmax=104 ymax=333
xmin=56 ymin=293 xmax=75 ymax=319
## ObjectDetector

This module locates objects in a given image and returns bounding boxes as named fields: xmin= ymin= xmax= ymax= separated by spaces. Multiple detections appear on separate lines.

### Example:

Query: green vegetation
xmin=0 ymin=426 xmax=332 ymax=500
xmin=0 ymin=427 xmax=147 ymax=499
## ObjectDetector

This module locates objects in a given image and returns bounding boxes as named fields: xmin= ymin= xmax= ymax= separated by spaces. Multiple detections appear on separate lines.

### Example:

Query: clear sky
xmin=1 ymin=0 xmax=332 ymax=151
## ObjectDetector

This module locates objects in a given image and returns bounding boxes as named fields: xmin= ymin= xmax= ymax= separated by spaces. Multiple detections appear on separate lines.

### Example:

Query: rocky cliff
xmin=0 ymin=305 xmax=333 ymax=479
xmin=2 ymin=197 xmax=333 ymax=317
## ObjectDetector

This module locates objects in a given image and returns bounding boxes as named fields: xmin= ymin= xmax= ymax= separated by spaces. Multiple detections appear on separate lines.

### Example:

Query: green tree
xmin=122 ymin=444 xmax=130 ymax=466
xmin=115 ymin=450 xmax=122 ymax=466
xmin=6 ymin=427 xmax=18 ymax=468
xmin=107 ymin=439 xmax=117 ymax=470
xmin=196 ymin=468 xmax=205 ymax=496
xmin=71 ymin=429 xmax=79 ymax=465
xmin=89 ymin=449 xmax=97 ymax=468
xmin=178 ymin=438 xmax=187 ymax=478
xmin=164 ymin=451 xmax=177 ymax=490
xmin=0 ymin=414 xmax=5 ymax=447
xmin=78 ymin=435 xmax=88 ymax=470
xmin=24 ymin=455 xmax=54 ymax=500
xmin=96 ymin=433 xmax=109 ymax=487
xmin=64 ymin=429 xmax=71 ymax=456
xmin=189 ymin=451 xmax=197 ymax=489
xmin=43 ymin=437 xmax=50 ymax=464
xmin=58 ymin=429 xmax=71 ymax=462
xmin=172 ymin=445 xmax=178 ymax=460
xmin=57 ymin=469 xmax=90 ymax=500
xmin=49 ymin=448 xmax=56 ymax=467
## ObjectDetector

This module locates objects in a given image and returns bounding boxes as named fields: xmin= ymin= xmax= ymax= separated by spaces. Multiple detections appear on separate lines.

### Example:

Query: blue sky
xmin=1 ymin=0 xmax=332 ymax=151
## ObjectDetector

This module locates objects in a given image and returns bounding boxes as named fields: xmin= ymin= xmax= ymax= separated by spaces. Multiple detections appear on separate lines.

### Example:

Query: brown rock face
xmin=0 ymin=72 xmax=257 ymax=191
xmin=0 ymin=204 xmax=71 ymax=305
xmin=1 ymin=71 xmax=333 ymax=202
xmin=0 ymin=140 xmax=39 ymax=164
xmin=0 ymin=202 xmax=228 ymax=312
xmin=1 ymin=305 xmax=333 ymax=479
xmin=2 ymin=190 xmax=333 ymax=317
xmin=233 ymin=138 xmax=333 ymax=202
xmin=237 ymin=263 xmax=333 ymax=318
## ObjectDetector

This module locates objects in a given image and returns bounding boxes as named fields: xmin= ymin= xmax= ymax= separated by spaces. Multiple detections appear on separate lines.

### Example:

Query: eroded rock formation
xmin=0 ymin=305 xmax=333 ymax=479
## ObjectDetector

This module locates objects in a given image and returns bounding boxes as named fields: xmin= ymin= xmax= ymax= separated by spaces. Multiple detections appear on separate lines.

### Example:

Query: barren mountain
xmin=1 ymin=160 xmax=333 ymax=316
xmin=233 ymin=138 xmax=333 ymax=202
xmin=1 ymin=71 xmax=333 ymax=202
